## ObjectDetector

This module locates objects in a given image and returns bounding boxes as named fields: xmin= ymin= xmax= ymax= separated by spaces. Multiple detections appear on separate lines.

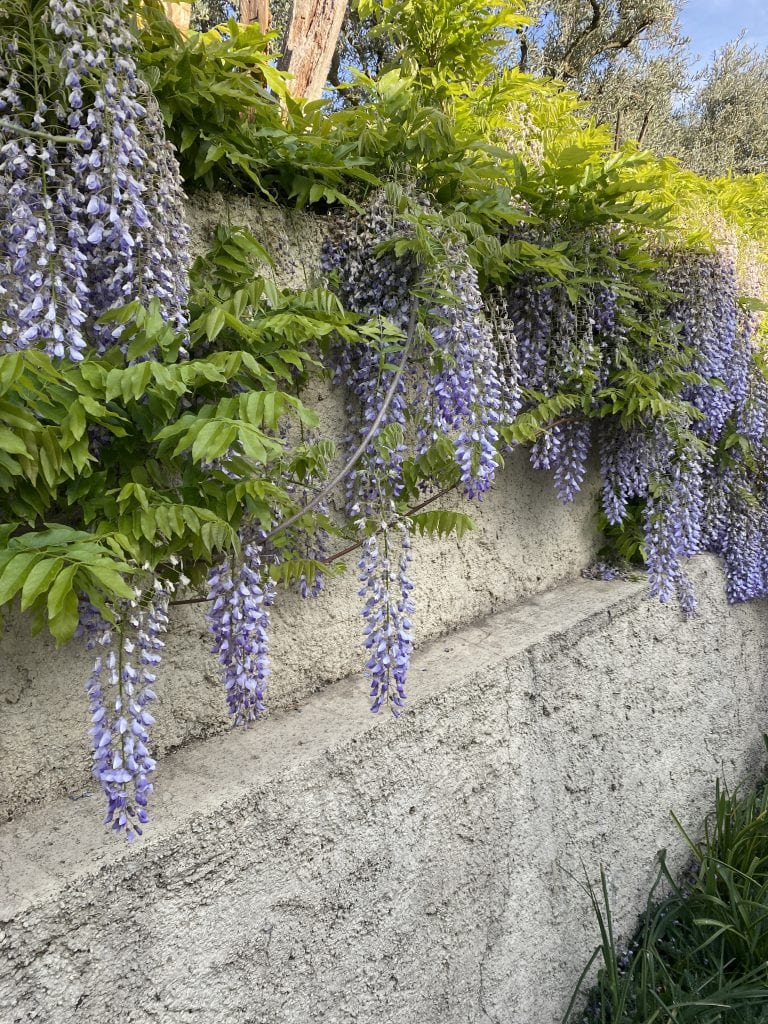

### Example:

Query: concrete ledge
xmin=2 ymin=556 xmax=767 ymax=1024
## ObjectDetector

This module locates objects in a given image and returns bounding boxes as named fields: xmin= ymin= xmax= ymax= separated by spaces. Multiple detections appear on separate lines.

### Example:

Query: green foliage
xmin=4 ymin=0 xmax=768 ymax=643
xmin=567 ymin=753 xmax=768 ymax=1023
xmin=354 ymin=0 xmax=529 ymax=86
xmin=138 ymin=3 xmax=378 ymax=202
xmin=408 ymin=509 xmax=474 ymax=539
xmin=136 ymin=0 xmax=768 ymax=572
xmin=597 ymin=501 xmax=647 ymax=566
xmin=0 ymin=217 xmax=483 ymax=641
xmin=0 ymin=228 xmax=362 ymax=640
xmin=0 ymin=528 xmax=136 ymax=642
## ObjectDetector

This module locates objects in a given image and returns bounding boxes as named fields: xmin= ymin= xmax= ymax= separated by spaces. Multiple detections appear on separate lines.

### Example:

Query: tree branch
xmin=602 ymin=19 xmax=653 ymax=53
xmin=557 ymin=0 xmax=603 ymax=78
xmin=516 ymin=27 xmax=529 ymax=74
xmin=264 ymin=302 xmax=418 ymax=547
xmin=637 ymin=105 xmax=653 ymax=146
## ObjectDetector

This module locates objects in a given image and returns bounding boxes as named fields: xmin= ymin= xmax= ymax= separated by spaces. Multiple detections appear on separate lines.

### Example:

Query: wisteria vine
xmin=1 ymin=0 xmax=193 ymax=838
xmin=321 ymin=194 xmax=511 ymax=714
xmin=0 ymin=0 xmax=189 ymax=359
xmin=506 ymin=232 xmax=768 ymax=614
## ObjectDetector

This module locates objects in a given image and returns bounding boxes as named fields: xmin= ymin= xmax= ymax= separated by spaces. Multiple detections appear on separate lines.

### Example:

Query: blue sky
xmin=679 ymin=0 xmax=768 ymax=62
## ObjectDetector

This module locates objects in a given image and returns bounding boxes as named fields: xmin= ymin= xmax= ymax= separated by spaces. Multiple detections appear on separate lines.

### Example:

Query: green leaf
xmin=191 ymin=420 xmax=238 ymax=462
xmin=0 ymin=353 xmax=24 ymax=395
xmin=20 ymin=556 xmax=64 ymax=611
xmin=238 ymin=423 xmax=269 ymax=462
xmin=0 ymin=427 xmax=28 ymax=456
xmin=0 ymin=551 xmax=38 ymax=606
xmin=47 ymin=563 xmax=78 ymax=620
xmin=205 ymin=306 xmax=226 ymax=340
xmin=49 ymin=593 xmax=80 ymax=644
xmin=64 ymin=400 xmax=87 ymax=442
xmin=84 ymin=564 xmax=135 ymax=600
xmin=409 ymin=510 xmax=474 ymax=540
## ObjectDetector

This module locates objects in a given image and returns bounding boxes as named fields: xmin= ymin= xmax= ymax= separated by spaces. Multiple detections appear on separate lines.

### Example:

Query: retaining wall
xmin=0 ymin=444 xmax=601 ymax=822
xmin=1 ymin=556 xmax=767 ymax=1024
xmin=2 ymin=198 xmax=767 ymax=1023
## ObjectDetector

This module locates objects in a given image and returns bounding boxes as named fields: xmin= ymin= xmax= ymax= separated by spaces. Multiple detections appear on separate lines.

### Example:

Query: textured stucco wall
xmin=0 ymin=196 xmax=603 ymax=822
xmin=186 ymin=193 xmax=328 ymax=284
xmin=2 ymin=556 xmax=767 ymax=1024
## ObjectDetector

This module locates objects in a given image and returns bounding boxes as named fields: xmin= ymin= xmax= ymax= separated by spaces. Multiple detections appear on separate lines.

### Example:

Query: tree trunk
xmin=239 ymin=0 xmax=270 ymax=31
xmin=164 ymin=2 xmax=191 ymax=33
xmin=279 ymin=0 xmax=347 ymax=101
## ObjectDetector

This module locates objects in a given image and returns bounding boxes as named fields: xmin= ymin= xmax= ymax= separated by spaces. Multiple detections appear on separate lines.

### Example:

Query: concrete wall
xmin=1 ymin=556 xmax=767 ymax=1024
xmin=2 ymin=198 xmax=767 ymax=1024
xmin=0 ymin=446 xmax=600 ymax=823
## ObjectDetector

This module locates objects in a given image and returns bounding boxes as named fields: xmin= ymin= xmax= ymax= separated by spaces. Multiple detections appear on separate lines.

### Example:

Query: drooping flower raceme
xmin=324 ymin=194 xmax=512 ymax=505
xmin=207 ymin=539 xmax=275 ymax=727
xmin=322 ymin=194 xmax=513 ymax=713
xmin=426 ymin=256 xmax=505 ymax=499
xmin=0 ymin=0 xmax=189 ymax=358
xmin=664 ymin=250 xmax=740 ymax=441
xmin=357 ymin=519 xmax=414 ymax=716
xmin=502 ymin=227 xmax=768 ymax=614
xmin=486 ymin=289 xmax=523 ymax=428
xmin=81 ymin=583 xmax=170 ymax=842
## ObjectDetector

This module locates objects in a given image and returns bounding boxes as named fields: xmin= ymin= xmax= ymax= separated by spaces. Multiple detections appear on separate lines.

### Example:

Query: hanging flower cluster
xmin=321 ymin=194 xmax=513 ymax=713
xmin=0 ymin=0 xmax=189 ymax=358
xmin=507 ymin=235 xmax=768 ymax=615
xmin=80 ymin=581 xmax=170 ymax=842
xmin=358 ymin=520 xmax=414 ymax=716
xmin=506 ymin=237 xmax=609 ymax=507
xmin=207 ymin=538 xmax=275 ymax=728
xmin=1 ymin=0 xmax=191 ymax=838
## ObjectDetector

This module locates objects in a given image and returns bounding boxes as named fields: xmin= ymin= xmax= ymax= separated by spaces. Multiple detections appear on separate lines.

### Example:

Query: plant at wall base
xmin=565 ymin=755 xmax=768 ymax=1024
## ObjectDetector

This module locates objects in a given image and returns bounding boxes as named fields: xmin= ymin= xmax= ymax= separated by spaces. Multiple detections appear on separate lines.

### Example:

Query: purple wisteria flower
xmin=207 ymin=539 xmax=275 ymax=727
xmin=357 ymin=519 xmax=414 ymax=715
xmin=1 ymin=0 xmax=189 ymax=358
xmin=81 ymin=583 xmax=170 ymax=841
xmin=664 ymin=251 xmax=739 ymax=441
xmin=322 ymin=193 xmax=515 ymax=711
xmin=598 ymin=420 xmax=654 ymax=526
xmin=427 ymin=256 xmax=504 ymax=499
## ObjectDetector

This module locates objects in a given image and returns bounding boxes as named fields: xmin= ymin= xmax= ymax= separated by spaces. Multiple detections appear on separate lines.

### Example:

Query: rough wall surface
xmin=186 ymin=193 xmax=327 ymax=284
xmin=2 ymin=556 xmax=767 ymax=1024
xmin=0 ymin=196 xmax=601 ymax=821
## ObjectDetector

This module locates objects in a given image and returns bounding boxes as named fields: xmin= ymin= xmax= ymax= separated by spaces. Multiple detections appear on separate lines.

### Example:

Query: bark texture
xmin=164 ymin=1 xmax=191 ymax=33
xmin=279 ymin=0 xmax=347 ymax=100
xmin=239 ymin=0 xmax=270 ymax=31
